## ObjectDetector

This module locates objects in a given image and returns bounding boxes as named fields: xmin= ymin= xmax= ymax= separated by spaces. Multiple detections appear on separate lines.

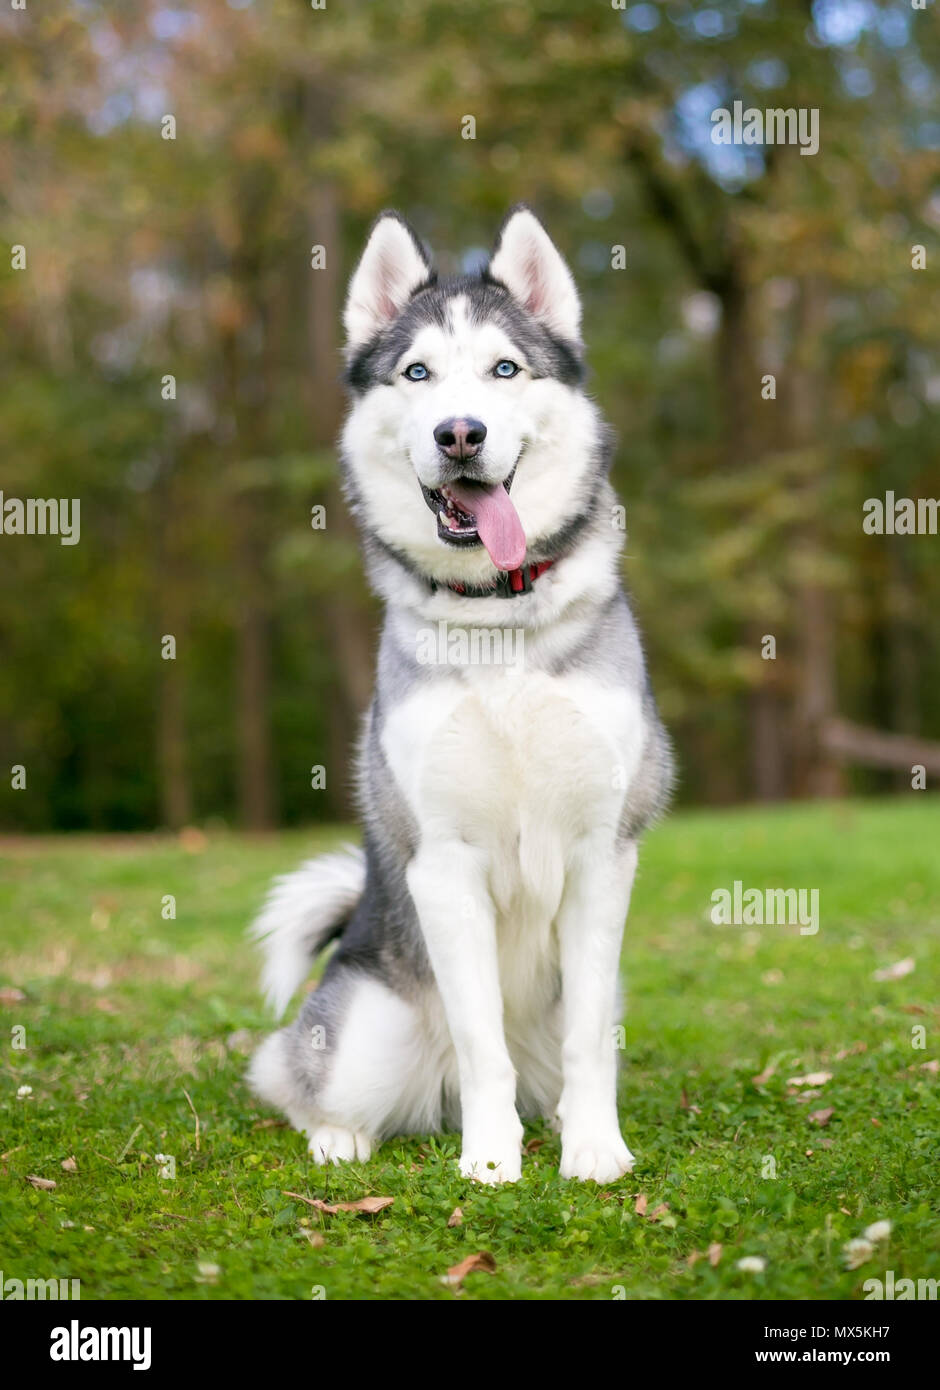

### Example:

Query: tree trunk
xmin=788 ymin=274 xmax=843 ymax=798
xmin=305 ymin=166 xmax=376 ymax=818
xmin=718 ymin=264 xmax=788 ymax=801
xmin=234 ymin=509 xmax=276 ymax=830
xmin=155 ymin=458 xmax=192 ymax=829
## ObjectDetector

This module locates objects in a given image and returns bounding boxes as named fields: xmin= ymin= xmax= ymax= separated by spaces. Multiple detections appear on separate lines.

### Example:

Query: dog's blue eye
xmin=403 ymin=363 xmax=429 ymax=381
xmin=494 ymin=360 xmax=519 ymax=378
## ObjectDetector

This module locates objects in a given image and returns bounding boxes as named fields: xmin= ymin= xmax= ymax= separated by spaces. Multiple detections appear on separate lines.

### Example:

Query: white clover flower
xmin=736 ymin=1256 xmax=766 ymax=1273
xmin=16 ymin=1084 xmax=33 ymax=1099
xmin=843 ymin=1238 xmax=874 ymax=1269
xmin=864 ymin=1220 xmax=892 ymax=1243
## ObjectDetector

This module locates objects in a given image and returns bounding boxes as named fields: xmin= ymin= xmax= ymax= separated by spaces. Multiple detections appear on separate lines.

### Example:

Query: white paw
xmin=307 ymin=1124 xmax=373 ymax=1165
xmin=560 ymin=1135 xmax=635 ymax=1183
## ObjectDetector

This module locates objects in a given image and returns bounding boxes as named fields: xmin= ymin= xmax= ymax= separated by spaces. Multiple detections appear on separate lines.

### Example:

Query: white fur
xmin=382 ymin=649 xmax=645 ymax=1182
xmin=250 ymin=847 xmax=364 ymax=1016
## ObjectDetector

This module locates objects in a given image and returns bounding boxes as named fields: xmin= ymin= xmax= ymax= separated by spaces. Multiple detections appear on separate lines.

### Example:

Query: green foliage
xmin=1 ymin=2 xmax=938 ymax=826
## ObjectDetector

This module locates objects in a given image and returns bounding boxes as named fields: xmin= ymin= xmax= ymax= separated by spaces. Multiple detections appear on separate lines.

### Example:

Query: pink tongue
xmin=445 ymin=480 xmax=526 ymax=572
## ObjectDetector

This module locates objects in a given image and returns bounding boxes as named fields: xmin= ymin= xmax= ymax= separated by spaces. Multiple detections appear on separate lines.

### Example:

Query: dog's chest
xmin=383 ymin=664 xmax=644 ymax=925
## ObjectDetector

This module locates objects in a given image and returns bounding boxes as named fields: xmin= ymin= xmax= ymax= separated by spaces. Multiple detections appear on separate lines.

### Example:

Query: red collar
xmin=445 ymin=559 xmax=555 ymax=599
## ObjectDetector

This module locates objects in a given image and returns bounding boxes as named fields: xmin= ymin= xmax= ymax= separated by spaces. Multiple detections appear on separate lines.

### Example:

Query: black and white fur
xmin=249 ymin=207 xmax=673 ymax=1184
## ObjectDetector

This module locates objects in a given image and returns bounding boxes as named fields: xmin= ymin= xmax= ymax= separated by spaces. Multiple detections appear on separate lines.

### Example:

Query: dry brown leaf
xmin=872 ymin=957 xmax=915 ymax=982
xmin=840 ymin=1207 xmax=852 ymax=1216
xmin=281 ymin=1191 xmax=393 ymax=1215
xmin=787 ymin=1071 xmax=832 ymax=1087
xmin=634 ymin=1193 xmax=648 ymax=1216
xmin=901 ymin=1005 xmax=927 ymax=1016
xmin=686 ymin=1250 xmax=702 ymax=1268
xmin=26 ymin=1174 xmax=56 ymax=1191
xmin=809 ymin=1108 xmax=834 ymax=1127
xmin=649 ymin=1202 xmax=670 ymax=1222
xmin=523 ymin=1137 xmax=544 ymax=1154
xmin=300 ymin=1229 xmax=325 ymax=1248
xmin=442 ymin=1251 xmax=496 ymax=1289
xmin=834 ymin=1042 xmax=867 ymax=1060
xmin=752 ymin=1061 xmax=777 ymax=1086
xmin=61 ymin=1156 xmax=78 ymax=1172
xmin=708 ymin=1242 xmax=722 ymax=1267
xmin=870 ymin=1117 xmax=881 ymax=1127
xmin=919 ymin=1060 xmax=939 ymax=1074
xmin=679 ymin=1088 xmax=690 ymax=1110
xmin=447 ymin=1207 xmax=464 ymax=1228
xmin=0 ymin=987 xmax=26 ymax=1007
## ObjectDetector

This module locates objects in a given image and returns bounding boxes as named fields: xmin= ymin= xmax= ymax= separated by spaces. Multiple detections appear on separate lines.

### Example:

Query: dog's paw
xmin=458 ymin=1149 xmax=523 ymax=1185
xmin=559 ymin=1135 xmax=635 ymax=1183
xmin=307 ymin=1124 xmax=373 ymax=1165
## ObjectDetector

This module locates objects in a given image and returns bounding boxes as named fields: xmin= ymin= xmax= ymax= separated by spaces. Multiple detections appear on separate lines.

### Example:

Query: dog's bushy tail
xmin=249 ymin=846 xmax=365 ymax=1017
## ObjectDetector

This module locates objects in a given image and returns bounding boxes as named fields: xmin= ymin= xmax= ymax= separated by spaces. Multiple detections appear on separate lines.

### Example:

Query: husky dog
xmin=249 ymin=206 xmax=673 ymax=1184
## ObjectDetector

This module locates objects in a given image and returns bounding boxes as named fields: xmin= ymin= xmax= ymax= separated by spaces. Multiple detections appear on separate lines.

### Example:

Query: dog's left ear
xmin=488 ymin=205 xmax=581 ymax=344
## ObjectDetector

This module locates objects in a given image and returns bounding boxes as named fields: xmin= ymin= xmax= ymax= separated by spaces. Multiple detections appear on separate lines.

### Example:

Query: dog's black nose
xmin=433 ymin=417 xmax=487 ymax=460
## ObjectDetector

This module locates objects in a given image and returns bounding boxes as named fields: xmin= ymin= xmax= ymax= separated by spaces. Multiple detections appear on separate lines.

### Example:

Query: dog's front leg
xmin=555 ymin=835 xmax=638 ymax=1183
xmin=407 ymin=841 xmax=522 ymax=1184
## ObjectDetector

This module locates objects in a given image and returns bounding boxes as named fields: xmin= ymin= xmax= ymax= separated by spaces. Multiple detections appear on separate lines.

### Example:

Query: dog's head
xmin=341 ymin=206 xmax=607 ymax=587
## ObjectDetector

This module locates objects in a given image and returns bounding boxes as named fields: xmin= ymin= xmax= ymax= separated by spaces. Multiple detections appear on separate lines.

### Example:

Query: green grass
xmin=1 ymin=798 xmax=937 ymax=1301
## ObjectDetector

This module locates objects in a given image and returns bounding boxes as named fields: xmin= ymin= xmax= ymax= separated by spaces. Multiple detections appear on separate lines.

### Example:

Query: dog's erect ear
xmin=344 ymin=212 xmax=432 ymax=351
xmin=488 ymin=205 xmax=581 ymax=343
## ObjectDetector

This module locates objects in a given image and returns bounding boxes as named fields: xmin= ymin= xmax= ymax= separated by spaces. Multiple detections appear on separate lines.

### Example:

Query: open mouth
xmin=420 ymin=466 xmax=526 ymax=571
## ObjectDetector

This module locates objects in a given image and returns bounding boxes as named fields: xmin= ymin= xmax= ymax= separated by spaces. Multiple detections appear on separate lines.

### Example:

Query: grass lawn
xmin=1 ymin=797 xmax=937 ymax=1301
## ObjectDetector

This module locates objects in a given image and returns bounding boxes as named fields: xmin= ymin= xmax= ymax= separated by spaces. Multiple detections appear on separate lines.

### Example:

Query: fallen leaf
xmin=299 ymin=1229 xmax=325 ymax=1248
xmin=61 ymin=1156 xmax=78 ymax=1172
xmin=26 ymin=1174 xmax=56 ymax=1191
xmin=872 ymin=957 xmax=915 ymax=982
xmin=447 ymin=1207 xmax=464 ymax=1228
xmin=809 ymin=1108 xmax=834 ymax=1127
xmin=523 ymin=1137 xmax=544 ymax=1154
xmin=634 ymin=1193 xmax=648 ymax=1216
xmin=870 ymin=1117 xmax=881 ymax=1127
xmin=708 ymin=1242 xmax=722 ymax=1267
xmin=687 ymin=1250 xmax=702 ymax=1268
xmin=649 ymin=1203 xmax=670 ymax=1222
xmin=679 ymin=1088 xmax=690 ymax=1110
xmin=0 ymin=987 xmax=26 ymax=1007
xmin=251 ymin=1117 xmax=288 ymax=1130
xmin=834 ymin=1042 xmax=867 ymax=1060
xmin=442 ymin=1251 xmax=496 ymax=1289
xmin=787 ymin=1072 xmax=832 ymax=1087
xmin=919 ymin=1060 xmax=938 ymax=1075
xmin=752 ymin=1061 xmax=777 ymax=1086
xmin=840 ymin=1207 xmax=852 ymax=1216
xmin=901 ymin=1005 xmax=927 ymax=1016
xmin=281 ymin=1191 xmax=393 ymax=1215
xmin=179 ymin=826 xmax=208 ymax=854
